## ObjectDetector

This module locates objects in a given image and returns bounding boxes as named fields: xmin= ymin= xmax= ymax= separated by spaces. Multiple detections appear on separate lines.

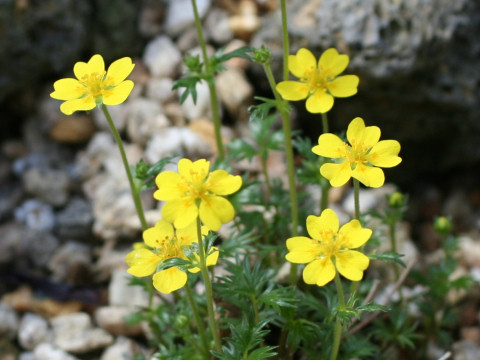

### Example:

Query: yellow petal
xmin=199 ymin=196 xmax=234 ymax=231
xmin=154 ymin=171 xmax=183 ymax=201
xmin=206 ymin=246 xmax=219 ymax=267
xmin=335 ymin=250 xmax=370 ymax=281
xmin=87 ymin=54 xmax=105 ymax=75
xmin=352 ymin=164 xmax=385 ymax=188
xmin=59 ymin=97 xmax=96 ymax=115
xmin=178 ymin=158 xmax=210 ymax=183
xmin=285 ymin=236 xmax=318 ymax=263
xmin=368 ymin=140 xmax=402 ymax=168
xmin=106 ymin=57 xmax=135 ymax=86
xmin=153 ymin=267 xmax=187 ymax=294
xmin=206 ymin=170 xmax=242 ymax=195
xmin=338 ymin=220 xmax=372 ymax=249
xmin=276 ymin=81 xmax=309 ymax=101
xmin=103 ymin=80 xmax=134 ymax=105
xmin=161 ymin=199 xmax=198 ymax=229
xmin=305 ymin=91 xmax=334 ymax=113
xmin=312 ymin=134 xmax=347 ymax=158
xmin=289 ymin=48 xmax=316 ymax=78
xmin=327 ymin=75 xmax=359 ymax=97
xmin=176 ymin=220 xmax=198 ymax=247
xmin=320 ymin=162 xmax=352 ymax=187
xmin=306 ymin=209 xmax=339 ymax=240
xmin=51 ymin=78 xmax=85 ymax=100
xmin=319 ymin=48 xmax=349 ymax=77
xmin=125 ymin=248 xmax=160 ymax=277
xmin=143 ymin=220 xmax=174 ymax=248
xmin=346 ymin=117 xmax=380 ymax=148
xmin=303 ymin=259 xmax=336 ymax=286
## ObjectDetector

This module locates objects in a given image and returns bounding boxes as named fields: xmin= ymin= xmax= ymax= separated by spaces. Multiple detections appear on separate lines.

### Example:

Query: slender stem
xmin=321 ymin=112 xmax=329 ymax=133
xmin=280 ymin=0 xmax=290 ymax=81
xmin=353 ymin=178 xmax=360 ymax=220
xmin=263 ymin=62 xmax=299 ymax=284
xmin=196 ymin=216 xmax=223 ymax=353
xmin=250 ymin=295 xmax=260 ymax=325
xmin=321 ymin=181 xmax=330 ymax=212
xmin=185 ymin=284 xmax=210 ymax=358
xmin=101 ymin=104 xmax=148 ymax=230
xmin=191 ymin=0 xmax=225 ymax=160
xmin=331 ymin=272 xmax=345 ymax=360
xmin=260 ymin=156 xmax=273 ymax=199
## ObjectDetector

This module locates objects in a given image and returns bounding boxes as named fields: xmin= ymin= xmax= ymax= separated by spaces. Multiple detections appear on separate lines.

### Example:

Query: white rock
xmin=146 ymin=77 xmax=176 ymax=103
xmin=51 ymin=312 xmax=113 ymax=354
xmin=92 ymin=103 xmax=129 ymax=133
xmin=342 ymin=184 xmax=396 ymax=215
xmin=0 ymin=301 xmax=19 ymax=339
xmin=33 ymin=343 xmax=79 ymax=360
xmin=101 ymin=336 xmax=142 ymax=360
xmin=18 ymin=352 xmax=35 ymax=360
xmin=48 ymin=242 xmax=92 ymax=282
xmin=179 ymin=80 xmax=212 ymax=121
xmin=108 ymin=269 xmax=149 ymax=308
xmin=95 ymin=306 xmax=143 ymax=336
xmin=143 ymin=35 xmax=182 ymax=78
xmin=125 ymin=97 xmax=169 ymax=146
xmin=164 ymin=0 xmax=211 ymax=36
xmin=205 ymin=8 xmax=234 ymax=44
xmin=216 ymin=68 xmax=253 ymax=114
xmin=18 ymin=313 xmax=50 ymax=350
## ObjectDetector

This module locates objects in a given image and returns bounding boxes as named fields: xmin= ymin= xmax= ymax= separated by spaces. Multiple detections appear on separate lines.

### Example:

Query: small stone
xmin=33 ymin=343 xmax=79 ymax=360
xmin=95 ymin=306 xmax=143 ymax=336
xmin=228 ymin=0 xmax=261 ymax=40
xmin=179 ymin=80 xmax=212 ymax=121
xmin=51 ymin=312 xmax=113 ymax=354
xmin=125 ymin=97 xmax=169 ymax=145
xmin=22 ymin=168 xmax=70 ymax=207
xmin=55 ymin=197 xmax=93 ymax=239
xmin=2 ymin=286 xmax=34 ymax=313
xmin=453 ymin=339 xmax=480 ymax=360
xmin=146 ymin=77 xmax=175 ymax=103
xmin=49 ymin=115 xmax=96 ymax=144
xmin=205 ymin=8 xmax=234 ymax=44
xmin=18 ymin=352 xmax=35 ymax=360
xmin=461 ymin=327 xmax=480 ymax=343
xmin=0 ymin=302 xmax=19 ymax=340
xmin=26 ymin=231 xmax=59 ymax=268
xmin=216 ymin=68 xmax=253 ymax=114
xmin=92 ymin=104 xmax=129 ymax=133
xmin=48 ymin=242 xmax=92 ymax=283
xmin=143 ymin=35 xmax=181 ymax=78
xmin=0 ymin=184 xmax=23 ymax=222
xmin=101 ymin=336 xmax=143 ymax=360
xmin=458 ymin=236 xmax=480 ymax=268
xmin=164 ymin=0 xmax=211 ymax=36
xmin=14 ymin=200 xmax=56 ymax=232
xmin=18 ymin=313 xmax=50 ymax=351
xmin=108 ymin=269 xmax=149 ymax=308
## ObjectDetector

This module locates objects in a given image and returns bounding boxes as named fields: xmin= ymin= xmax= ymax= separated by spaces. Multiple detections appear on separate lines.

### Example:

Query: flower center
xmin=345 ymin=140 xmax=371 ymax=168
xmin=81 ymin=71 xmax=107 ymax=98
xmin=315 ymin=230 xmax=346 ymax=260
xmin=302 ymin=67 xmax=328 ymax=94
xmin=154 ymin=235 xmax=183 ymax=261
xmin=181 ymin=169 xmax=210 ymax=200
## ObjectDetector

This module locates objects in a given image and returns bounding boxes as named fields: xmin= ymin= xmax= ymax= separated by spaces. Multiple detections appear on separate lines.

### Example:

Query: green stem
xmin=331 ymin=272 xmax=345 ymax=360
xmin=101 ymin=104 xmax=147 ymax=230
xmin=260 ymin=156 xmax=273 ymax=199
xmin=321 ymin=112 xmax=329 ymax=133
xmin=191 ymin=0 xmax=225 ymax=160
xmin=319 ymin=113 xmax=331 ymax=212
xmin=353 ymin=178 xmax=360 ymax=220
xmin=251 ymin=295 xmax=260 ymax=325
xmin=196 ymin=216 xmax=223 ymax=354
xmin=263 ymin=62 xmax=299 ymax=284
xmin=280 ymin=0 xmax=290 ymax=81
xmin=185 ymin=283 xmax=210 ymax=358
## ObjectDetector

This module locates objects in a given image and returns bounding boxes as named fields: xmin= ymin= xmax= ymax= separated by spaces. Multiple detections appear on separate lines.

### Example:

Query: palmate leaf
xmin=210 ymin=46 xmax=253 ymax=74
xmin=172 ymin=75 xmax=204 ymax=104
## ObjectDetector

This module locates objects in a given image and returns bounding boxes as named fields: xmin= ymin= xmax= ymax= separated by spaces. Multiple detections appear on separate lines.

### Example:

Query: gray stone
xmin=179 ymin=80 xmax=212 ymax=121
xmin=101 ymin=336 xmax=143 ymax=360
xmin=146 ymin=77 xmax=176 ymax=103
xmin=48 ymin=242 xmax=92 ymax=282
xmin=454 ymin=339 xmax=480 ymax=360
xmin=18 ymin=352 xmax=35 ymax=360
xmin=0 ymin=184 xmax=23 ymax=221
xmin=27 ymin=231 xmax=60 ymax=268
xmin=108 ymin=270 xmax=149 ymax=308
xmin=22 ymin=168 xmax=70 ymax=207
xmin=14 ymin=200 xmax=56 ymax=232
xmin=95 ymin=306 xmax=143 ymax=336
xmin=125 ymin=98 xmax=169 ymax=146
xmin=51 ymin=312 xmax=113 ymax=354
xmin=0 ymin=301 xmax=19 ymax=340
xmin=205 ymin=8 xmax=234 ymax=44
xmin=55 ymin=197 xmax=93 ymax=239
xmin=33 ymin=343 xmax=79 ymax=360
xmin=143 ymin=35 xmax=182 ymax=78
xmin=164 ymin=0 xmax=211 ymax=36
xmin=18 ymin=313 xmax=50 ymax=351
xmin=216 ymin=68 xmax=253 ymax=114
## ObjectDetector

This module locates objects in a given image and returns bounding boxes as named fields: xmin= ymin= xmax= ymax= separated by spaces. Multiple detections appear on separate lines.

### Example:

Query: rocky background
xmin=1 ymin=0 xmax=480 ymax=359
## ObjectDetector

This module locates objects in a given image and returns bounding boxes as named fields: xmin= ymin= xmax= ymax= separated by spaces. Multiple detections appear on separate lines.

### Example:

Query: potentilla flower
xmin=50 ymin=54 xmax=135 ymax=115
xmin=154 ymin=158 xmax=242 ymax=231
xmin=286 ymin=209 xmax=371 ymax=286
xmin=312 ymin=117 xmax=402 ymax=188
xmin=276 ymin=48 xmax=359 ymax=114
xmin=125 ymin=220 xmax=218 ymax=294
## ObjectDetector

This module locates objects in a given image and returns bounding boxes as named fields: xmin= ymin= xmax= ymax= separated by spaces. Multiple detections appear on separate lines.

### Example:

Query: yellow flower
xmin=125 ymin=220 xmax=218 ymax=294
xmin=286 ymin=209 xmax=371 ymax=286
xmin=154 ymin=158 xmax=242 ymax=231
xmin=312 ymin=117 xmax=402 ymax=188
xmin=276 ymin=48 xmax=359 ymax=114
xmin=50 ymin=54 xmax=135 ymax=115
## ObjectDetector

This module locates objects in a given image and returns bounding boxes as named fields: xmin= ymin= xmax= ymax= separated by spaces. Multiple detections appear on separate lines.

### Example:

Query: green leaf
xmin=369 ymin=251 xmax=406 ymax=267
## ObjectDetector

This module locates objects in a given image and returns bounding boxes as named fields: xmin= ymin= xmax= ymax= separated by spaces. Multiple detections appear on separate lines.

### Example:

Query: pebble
xmin=51 ymin=312 xmax=113 ymax=354
xmin=0 ymin=184 xmax=23 ymax=221
xmin=27 ymin=231 xmax=60 ymax=268
xmin=0 ymin=302 xmax=19 ymax=340
xmin=48 ymin=242 xmax=92 ymax=283
xmin=22 ymin=168 xmax=71 ymax=207
xmin=95 ymin=306 xmax=143 ymax=336
xmin=101 ymin=336 xmax=143 ymax=360
xmin=14 ymin=200 xmax=56 ymax=232
xmin=55 ymin=197 xmax=93 ymax=239
xmin=143 ymin=35 xmax=182 ymax=78
xmin=228 ymin=0 xmax=261 ymax=40
xmin=164 ymin=0 xmax=211 ymax=36
xmin=453 ymin=339 xmax=480 ymax=360
xmin=108 ymin=269 xmax=149 ymax=308
xmin=18 ymin=313 xmax=51 ymax=351
xmin=342 ymin=184 xmax=396 ymax=215
xmin=216 ymin=68 xmax=253 ymax=114
xmin=92 ymin=103 xmax=129 ymax=133
xmin=145 ymin=77 xmax=176 ymax=103
xmin=205 ymin=8 xmax=234 ymax=44
xmin=49 ymin=115 xmax=96 ymax=144
xmin=33 ymin=343 xmax=79 ymax=360
xmin=179 ymin=80 xmax=212 ymax=121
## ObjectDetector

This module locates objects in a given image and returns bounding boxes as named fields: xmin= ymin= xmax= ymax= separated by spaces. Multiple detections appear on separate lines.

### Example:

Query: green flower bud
xmin=175 ymin=314 xmax=189 ymax=329
xmin=434 ymin=216 xmax=452 ymax=235
xmin=252 ymin=45 xmax=271 ymax=64
xmin=388 ymin=192 xmax=405 ymax=208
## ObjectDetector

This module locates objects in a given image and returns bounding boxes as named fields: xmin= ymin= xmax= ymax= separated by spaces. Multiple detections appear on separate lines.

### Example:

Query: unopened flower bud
xmin=434 ymin=216 xmax=452 ymax=235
